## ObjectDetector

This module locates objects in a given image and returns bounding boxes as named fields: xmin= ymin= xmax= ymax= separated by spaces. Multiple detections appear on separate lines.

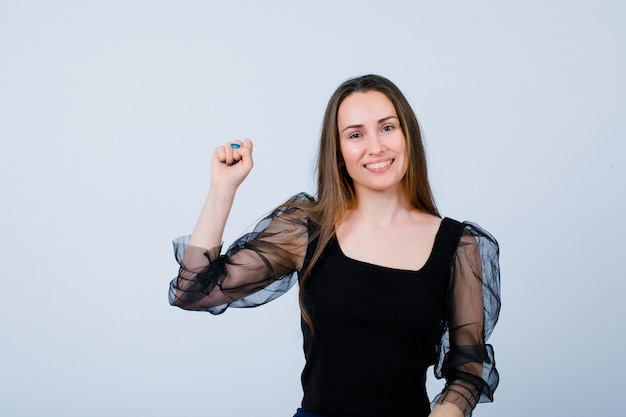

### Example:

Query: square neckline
xmin=333 ymin=217 xmax=451 ymax=273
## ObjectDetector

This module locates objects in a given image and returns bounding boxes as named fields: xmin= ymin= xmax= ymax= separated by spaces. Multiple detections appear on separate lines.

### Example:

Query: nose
xmin=366 ymin=135 xmax=385 ymax=154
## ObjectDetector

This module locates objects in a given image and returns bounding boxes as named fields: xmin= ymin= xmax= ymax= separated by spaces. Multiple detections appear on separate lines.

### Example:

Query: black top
xmin=300 ymin=219 xmax=462 ymax=417
xmin=169 ymin=193 xmax=501 ymax=417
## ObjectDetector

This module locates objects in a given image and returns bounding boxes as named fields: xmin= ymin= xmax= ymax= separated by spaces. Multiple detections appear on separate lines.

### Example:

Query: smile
xmin=364 ymin=159 xmax=394 ymax=170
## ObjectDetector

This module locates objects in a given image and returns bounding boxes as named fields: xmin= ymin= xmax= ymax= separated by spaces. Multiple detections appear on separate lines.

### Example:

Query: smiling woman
xmin=338 ymin=91 xmax=408 ymax=192
xmin=169 ymin=74 xmax=501 ymax=417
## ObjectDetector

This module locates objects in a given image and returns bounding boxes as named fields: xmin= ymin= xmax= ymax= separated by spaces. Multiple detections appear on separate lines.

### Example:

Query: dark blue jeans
xmin=293 ymin=408 xmax=321 ymax=417
xmin=293 ymin=408 xmax=360 ymax=417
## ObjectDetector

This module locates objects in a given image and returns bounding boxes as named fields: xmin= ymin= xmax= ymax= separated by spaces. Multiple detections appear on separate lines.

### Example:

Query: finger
xmin=222 ymin=142 xmax=236 ymax=164
xmin=230 ymin=140 xmax=243 ymax=163
xmin=214 ymin=146 xmax=235 ymax=165
xmin=229 ymin=139 xmax=250 ymax=165
xmin=236 ymin=139 xmax=253 ymax=166
xmin=214 ymin=145 xmax=227 ymax=163
xmin=215 ymin=140 xmax=250 ymax=166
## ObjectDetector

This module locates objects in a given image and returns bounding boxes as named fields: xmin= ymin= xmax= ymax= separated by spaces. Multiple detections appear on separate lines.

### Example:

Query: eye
xmin=382 ymin=125 xmax=394 ymax=132
xmin=348 ymin=132 xmax=362 ymax=139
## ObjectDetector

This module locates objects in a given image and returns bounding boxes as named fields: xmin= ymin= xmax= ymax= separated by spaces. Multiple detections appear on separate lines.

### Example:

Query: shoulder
xmin=275 ymin=192 xmax=316 ymax=214
xmin=284 ymin=192 xmax=316 ymax=204
xmin=441 ymin=219 xmax=500 ymax=276
xmin=435 ymin=218 xmax=500 ymax=264
xmin=271 ymin=192 xmax=316 ymax=216
xmin=438 ymin=217 xmax=464 ymax=241
xmin=460 ymin=221 xmax=499 ymax=246
xmin=440 ymin=218 xmax=498 ymax=244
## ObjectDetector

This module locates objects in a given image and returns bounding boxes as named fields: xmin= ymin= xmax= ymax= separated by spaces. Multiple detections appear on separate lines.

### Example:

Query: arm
xmin=171 ymin=140 xmax=253 ymax=309
xmin=189 ymin=139 xmax=254 ymax=250
xmin=429 ymin=402 xmax=464 ymax=417
xmin=169 ymin=139 xmax=311 ymax=312
xmin=432 ymin=223 xmax=501 ymax=416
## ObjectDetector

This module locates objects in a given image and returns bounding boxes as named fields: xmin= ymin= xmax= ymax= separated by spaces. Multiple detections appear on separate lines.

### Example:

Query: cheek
xmin=339 ymin=142 xmax=360 ymax=164
xmin=395 ymin=131 xmax=407 ymax=148
xmin=395 ymin=134 xmax=409 ymax=170
xmin=396 ymin=134 xmax=408 ymax=158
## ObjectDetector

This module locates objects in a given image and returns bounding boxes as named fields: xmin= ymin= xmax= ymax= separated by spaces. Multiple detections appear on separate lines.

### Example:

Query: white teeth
xmin=365 ymin=160 xmax=392 ymax=170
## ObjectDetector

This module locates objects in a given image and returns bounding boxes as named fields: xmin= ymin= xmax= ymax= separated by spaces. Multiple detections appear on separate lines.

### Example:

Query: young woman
xmin=169 ymin=74 xmax=501 ymax=417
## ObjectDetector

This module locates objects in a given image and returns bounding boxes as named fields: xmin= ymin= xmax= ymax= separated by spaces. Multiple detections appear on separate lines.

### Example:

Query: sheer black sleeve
xmin=169 ymin=192 xmax=313 ymax=314
xmin=433 ymin=222 xmax=501 ymax=416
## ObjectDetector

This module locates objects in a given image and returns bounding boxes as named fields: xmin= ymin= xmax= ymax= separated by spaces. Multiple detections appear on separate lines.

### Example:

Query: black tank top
xmin=300 ymin=217 xmax=463 ymax=417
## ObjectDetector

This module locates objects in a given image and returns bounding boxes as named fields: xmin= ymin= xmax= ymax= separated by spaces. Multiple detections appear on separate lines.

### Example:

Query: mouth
xmin=364 ymin=159 xmax=394 ymax=170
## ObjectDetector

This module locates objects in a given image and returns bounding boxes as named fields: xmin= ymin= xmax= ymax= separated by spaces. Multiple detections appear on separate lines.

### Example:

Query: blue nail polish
xmin=227 ymin=162 xmax=233 ymax=166
xmin=230 ymin=143 xmax=241 ymax=149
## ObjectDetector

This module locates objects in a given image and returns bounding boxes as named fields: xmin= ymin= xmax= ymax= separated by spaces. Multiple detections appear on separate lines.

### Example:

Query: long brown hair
xmin=290 ymin=74 xmax=439 ymax=329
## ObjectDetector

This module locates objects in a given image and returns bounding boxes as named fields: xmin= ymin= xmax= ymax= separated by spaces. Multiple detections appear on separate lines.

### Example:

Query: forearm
xmin=429 ymin=402 xmax=464 ymax=417
xmin=186 ymin=139 xmax=253 ymax=250
xmin=188 ymin=185 xmax=237 ymax=250
xmin=173 ymin=184 xmax=242 ymax=309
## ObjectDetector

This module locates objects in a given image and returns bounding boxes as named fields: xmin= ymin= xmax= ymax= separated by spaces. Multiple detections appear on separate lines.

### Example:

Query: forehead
xmin=337 ymin=91 xmax=397 ymax=127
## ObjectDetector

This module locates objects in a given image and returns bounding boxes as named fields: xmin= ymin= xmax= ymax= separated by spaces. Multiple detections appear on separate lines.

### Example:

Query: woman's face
xmin=337 ymin=90 xmax=407 ymax=196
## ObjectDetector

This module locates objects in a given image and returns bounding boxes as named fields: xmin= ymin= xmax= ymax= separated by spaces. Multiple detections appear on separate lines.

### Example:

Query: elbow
xmin=169 ymin=288 xmax=225 ymax=312
xmin=168 ymin=286 xmax=199 ymax=310
xmin=169 ymin=291 xmax=188 ymax=309
xmin=169 ymin=290 xmax=202 ymax=311
xmin=170 ymin=298 xmax=205 ymax=312
xmin=168 ymin=277 xmax=210 ymax=311
xmin=174 ymin=303 xmax=199 ymax=311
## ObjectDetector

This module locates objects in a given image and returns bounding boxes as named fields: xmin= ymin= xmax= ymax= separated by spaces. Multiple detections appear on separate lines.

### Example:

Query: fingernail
xmin=230 ymin=143 xmax=241 ymax=149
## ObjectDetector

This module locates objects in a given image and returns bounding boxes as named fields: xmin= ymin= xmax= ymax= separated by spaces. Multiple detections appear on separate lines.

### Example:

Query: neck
xmin=349 ymin=187 xmax=410 ymax=226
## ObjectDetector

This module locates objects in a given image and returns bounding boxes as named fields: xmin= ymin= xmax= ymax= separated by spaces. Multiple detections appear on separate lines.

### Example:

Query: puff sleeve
xmin=433 ymin=222 xmax=501 ymax=416
xmin=169 ymin=193 xmax=313 ymax=314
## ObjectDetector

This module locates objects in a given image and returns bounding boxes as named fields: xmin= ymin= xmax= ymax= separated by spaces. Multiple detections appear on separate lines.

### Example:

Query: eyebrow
xmin=340 ymin=116 xmax=398 ymax=133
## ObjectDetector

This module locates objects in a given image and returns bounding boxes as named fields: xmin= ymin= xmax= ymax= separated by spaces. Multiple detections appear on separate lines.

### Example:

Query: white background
xmin=1 ymin=1 xmax=624 ymax=416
